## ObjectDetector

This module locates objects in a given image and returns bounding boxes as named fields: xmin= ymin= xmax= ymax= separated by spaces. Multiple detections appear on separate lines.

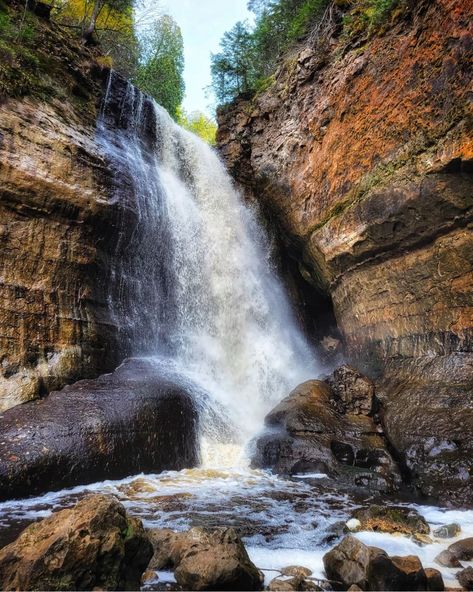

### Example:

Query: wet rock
xmin=281 ymin=566 xmax=313 ymax=578
xmin=252 ymin=381 xmax=401 ymax=493
xmin=147 ymin=529 xmax=184 ymax=570
xmin=411 ymin=533 xmax=433 ymax=547
xmin=457 ymin=567 xmax=473 ymax=591
xmin=267 ymin=576 xmax=321 ymax=591
xmin=0 ymin=494 xmax=153 ymax=591
xmin=173 ymin=527 xmax=263 ymax=591
xmin=424 ymin=568 xmax=444 ymax=591
xmin=328 ymin=366 xmax=374 ymax=416
xmin=447 ymin=537 xmax=473 ymax=561
xmin=433 ymin=550 xmax=462 ymax=568
xmin=0 ymin=359 xmax=199 ymax=500
xmin=367 ymin=554 xmax=428 ymax=591
xmin=432 ymin=523 xmax=461 ymax=538
xmin=352 ymin=505 xmax=430 ymax=536
xmin=323 ymin=535 xmax=371 ymax=590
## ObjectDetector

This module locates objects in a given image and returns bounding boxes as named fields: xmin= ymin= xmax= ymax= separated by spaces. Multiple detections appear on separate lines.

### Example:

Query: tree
xmin=53 ymin=0 xmax=140 ymax=76
xmin=134 ymin=15 xmax=185 ymax=119
xmin=210 ymin=21 xmax=256 ymax=105
xmin=178 ymin=109 xmax=217 ymax=146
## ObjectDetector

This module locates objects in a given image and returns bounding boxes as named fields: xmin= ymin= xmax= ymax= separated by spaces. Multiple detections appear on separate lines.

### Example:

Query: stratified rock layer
xmin=217 ymin=0 xmax=473 ymax=503
xmin=0 ymin=358 xmax=199 ymax=500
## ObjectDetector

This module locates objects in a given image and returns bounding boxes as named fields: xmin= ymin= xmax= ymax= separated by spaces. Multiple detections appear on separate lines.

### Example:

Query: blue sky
xmin=160 ymin=0 xmax=252 ymax=116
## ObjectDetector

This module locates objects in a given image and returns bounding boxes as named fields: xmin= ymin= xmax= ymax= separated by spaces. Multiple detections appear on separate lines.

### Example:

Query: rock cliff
xmin=217 ymin=0 xmax=473 ymax=503
xmin=0 ymin=2 xmax=152 ymax=411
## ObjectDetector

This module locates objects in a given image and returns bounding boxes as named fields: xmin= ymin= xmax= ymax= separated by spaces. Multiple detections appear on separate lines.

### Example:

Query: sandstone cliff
xmin=0 ymin=2 xmax=132 ymax=410
xmin=217 ymin=0 xmax=473 ymax=503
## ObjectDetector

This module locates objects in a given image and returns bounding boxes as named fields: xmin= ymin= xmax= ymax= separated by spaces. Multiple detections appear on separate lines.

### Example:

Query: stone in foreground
xmin=456 ymin=567 xmax=473 ymax=591
xmin=323 ymin=535 xmax=444 ymax=591
xmin=173 ymin=527 xmax=263 ymax=591
xmin=0 ymin=494 xmax=153 ymax=591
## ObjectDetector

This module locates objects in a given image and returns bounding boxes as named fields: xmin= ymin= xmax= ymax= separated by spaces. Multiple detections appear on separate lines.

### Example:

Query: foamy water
xmin=0 ymin=469 xmax=472 ymax=588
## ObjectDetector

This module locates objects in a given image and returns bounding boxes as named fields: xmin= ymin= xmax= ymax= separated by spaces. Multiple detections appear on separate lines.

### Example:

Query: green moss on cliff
xmin=0 ymin=0 xmax=100 ymax=120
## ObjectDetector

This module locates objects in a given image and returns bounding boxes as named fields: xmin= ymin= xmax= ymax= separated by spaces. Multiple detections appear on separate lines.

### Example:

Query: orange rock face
xmin=218 ymin=0 xmax=473 ymax=502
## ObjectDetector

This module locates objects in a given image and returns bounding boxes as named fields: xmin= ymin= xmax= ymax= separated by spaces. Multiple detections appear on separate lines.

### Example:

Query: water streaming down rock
xmin=98 ymin=72 xmax=319 ymax=466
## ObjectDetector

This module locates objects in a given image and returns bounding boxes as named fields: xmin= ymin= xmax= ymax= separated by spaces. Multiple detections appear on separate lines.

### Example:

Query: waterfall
xmin=98 ymin=73 xmax=320 ymax=467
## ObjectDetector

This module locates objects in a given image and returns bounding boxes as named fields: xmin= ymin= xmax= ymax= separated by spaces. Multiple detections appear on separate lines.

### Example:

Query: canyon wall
xmin=217 ymin=0 xmax=473 ymax=502
xmin=0 ymin=5 xmax=135 ymax=410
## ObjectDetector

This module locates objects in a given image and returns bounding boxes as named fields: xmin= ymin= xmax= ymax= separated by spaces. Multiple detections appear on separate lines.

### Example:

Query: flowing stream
xmin=0 ymin=76 xmax=472 ymax=589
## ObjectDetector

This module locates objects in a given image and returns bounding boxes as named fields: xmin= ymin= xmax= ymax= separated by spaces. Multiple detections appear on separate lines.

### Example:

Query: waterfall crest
xmin=98 ymin=73 xmax=320 ymax=467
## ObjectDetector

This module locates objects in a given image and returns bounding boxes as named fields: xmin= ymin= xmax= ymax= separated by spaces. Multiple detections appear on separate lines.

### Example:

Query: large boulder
xmin=323 ymin=536 xmax=443 ymax=591
xmin=323 ymin=535 xmax=371 ymax=590
xmin=447 ymin=537 xmax=473 ymax=561
xmin=0 ymin=358 xmax=199 ymax=500
xmin=457 ymin=567 xmax=473 ymax=591
xmin=252 ymin=377 xmax=401 ymax=492
xmin=367 ymin=554 xmax=429 ymax=591
xmin=172 ymin=528 xmax=263 ymax=591
xmin=0 ymin=494 xmax=153 ymax=591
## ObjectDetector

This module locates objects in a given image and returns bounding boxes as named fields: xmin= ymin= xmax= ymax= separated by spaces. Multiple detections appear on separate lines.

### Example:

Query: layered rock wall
xmin=217 ymin=0 xmax=473 ymax=502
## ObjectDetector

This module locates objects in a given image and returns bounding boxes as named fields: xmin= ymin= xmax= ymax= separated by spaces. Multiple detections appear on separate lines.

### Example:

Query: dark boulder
xmin=252 ymin=379 xmax=401 ymax=492
xmin=323 ymin=536 xmax=442 ymax=591
xmin=367 ymin=554 xmax=429 ymax=591
xmin=323 ymin=535 xmax=371 ymax=590
xmin=447 ymin=537 xmax=473 ymax=561
xmin=424 ymin=569 xmax=444 ymax=591
xmin=0 ymin=358 xmax=199 ymax=500
xmin=327 ymin=365 xmax=374 ymax=416
xmin=457 ymin=566 xmax=473 ymax=591
xmin=0 ymin=494 xmax=153 ymax=591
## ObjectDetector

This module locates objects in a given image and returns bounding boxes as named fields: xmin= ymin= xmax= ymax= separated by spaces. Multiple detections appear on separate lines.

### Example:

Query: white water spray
xmin=99 ymin=74 xmax=320 ymax=467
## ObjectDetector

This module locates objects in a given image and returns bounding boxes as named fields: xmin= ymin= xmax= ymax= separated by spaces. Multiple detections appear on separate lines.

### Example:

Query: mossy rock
xmin=352 ymin=504 xmax=430 ymax=535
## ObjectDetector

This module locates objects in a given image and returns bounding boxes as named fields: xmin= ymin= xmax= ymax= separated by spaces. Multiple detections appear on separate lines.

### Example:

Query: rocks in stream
xmin=350 ymin=505 xmax=430 ymax=536
xmin=149 ymin=527 xmax=264 ymax=591
xmin=0 ymin=358 xmax=199 ymax=500
xmin=446 ymin=537 xmax=473 ymax=561
xmin=323 ymin=535 xmax=445 ymax=591
xmin=251 ymin=368 xmax=401 ymax=493
xmin=457 ymin=567 xmax=473 ymax=591
xmin=0 ymin=494 xmax=153 ymax=591
xmin=432 ymin=523 xmax=461 ymax=539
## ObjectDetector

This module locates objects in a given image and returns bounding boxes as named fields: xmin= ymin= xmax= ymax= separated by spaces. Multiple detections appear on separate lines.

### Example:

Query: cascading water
xmin=98 ymin=72 xmax=320 ymax=467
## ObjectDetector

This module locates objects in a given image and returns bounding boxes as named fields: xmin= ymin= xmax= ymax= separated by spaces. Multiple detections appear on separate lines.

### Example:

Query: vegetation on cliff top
xmin=0 ymin=0 xmax=216 ymax=143
xmin=211 ymin=0 xmax=402 ymax=105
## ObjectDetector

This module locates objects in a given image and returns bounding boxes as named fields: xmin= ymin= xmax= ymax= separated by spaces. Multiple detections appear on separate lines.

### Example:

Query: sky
xmin=160 ymin=0 xmax=252 ymax=117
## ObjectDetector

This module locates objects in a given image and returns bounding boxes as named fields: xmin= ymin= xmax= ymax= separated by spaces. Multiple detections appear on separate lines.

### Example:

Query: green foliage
xmin=178 ymin=109 xmax=217 ymax=146
xmin=53 ymin=0 xmax=139 ymax=77
xmin=212 ymin=0 xmax=403 ymax=106
xmin=211 ymin=0 xmax=329 ymax=105
xmin=134 ymin=15 xmax=185 ymax=120
xmin=342 ymin=0 xmax=400 ymax=37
